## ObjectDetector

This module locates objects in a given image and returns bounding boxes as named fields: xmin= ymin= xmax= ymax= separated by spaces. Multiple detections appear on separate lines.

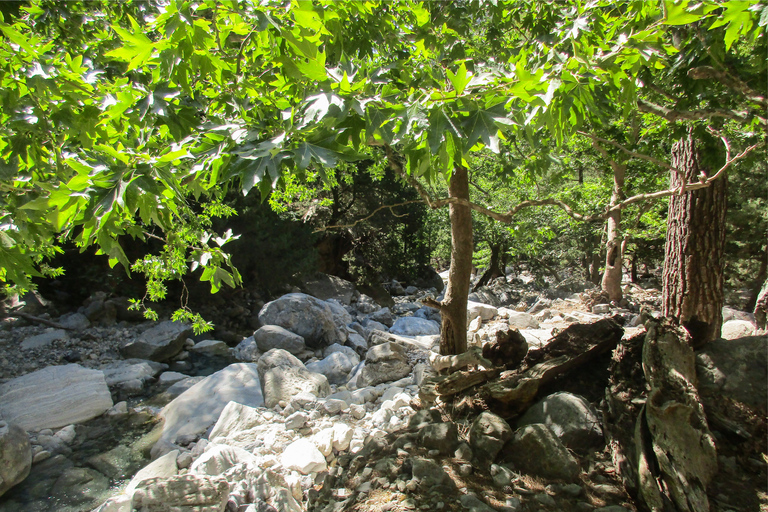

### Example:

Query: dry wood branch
xmin=435 ymin=368 xmax=500 ymax=396
xmin=577 ymin=131 xmax=674 ymax=171
xmin=429 ymin=346 xmax=494 ymax=373
xmin=313 ymin=200 xmax=424 ymax=233
xmin=638 ymin=99 xmax=766 ymax=127
xmin=480 ymin=317 xmax=624 ymax=413
xmin=6 ymin=311 xmax=73 ymax=330
xmin=688 ymin=66 xmax=768 ymax=107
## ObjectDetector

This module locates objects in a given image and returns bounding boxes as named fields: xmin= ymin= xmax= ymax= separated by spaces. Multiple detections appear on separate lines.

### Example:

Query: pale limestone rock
xmin=0 ymin=364 xmax=113 ymax=430
xmin=281 ymin=438 xmax=327 ymax=474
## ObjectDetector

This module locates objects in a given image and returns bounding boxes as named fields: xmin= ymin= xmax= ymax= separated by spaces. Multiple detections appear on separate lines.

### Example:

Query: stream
xmin=0 ymin=351 xmax=235 ymax=512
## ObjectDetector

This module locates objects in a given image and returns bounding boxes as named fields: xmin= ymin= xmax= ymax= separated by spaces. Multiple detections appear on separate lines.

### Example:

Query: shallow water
xmin=0 ymin=352 xmax=235 ymax=511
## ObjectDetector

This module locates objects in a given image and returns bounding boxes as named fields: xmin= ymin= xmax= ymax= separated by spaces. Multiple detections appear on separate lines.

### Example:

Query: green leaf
xmin=461 ymin=103 xmax=512 ymax=153
xmin=427 ymin=108 xmax=463 ymax=154
xmin=294 ymin=141 xmax=339 ymax=170
xmin=664 ymin=1 xmax=703 ymax=25
xmin=447 ymin=62 xmax=470 ymax=95
xmin=0 ymin=23 xmax=38 ymax=57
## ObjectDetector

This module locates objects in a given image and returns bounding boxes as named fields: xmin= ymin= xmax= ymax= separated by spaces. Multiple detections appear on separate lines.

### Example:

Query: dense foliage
xmin=0 ymin=0 xmax=765 ymax=328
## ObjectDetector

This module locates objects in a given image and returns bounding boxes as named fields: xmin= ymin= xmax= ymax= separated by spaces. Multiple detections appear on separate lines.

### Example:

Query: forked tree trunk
xmin=439 ymin=165 xmax=472 ymax=355
xmin=662 ymin=132 xmax=727 ymax=348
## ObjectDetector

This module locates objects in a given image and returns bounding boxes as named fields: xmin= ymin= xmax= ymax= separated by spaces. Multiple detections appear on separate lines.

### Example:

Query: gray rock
xmin=507 ymin=311 xmax=540 ymax=330
xmin=368 ymin=308 xmax=394 ymax=327
xmin=190 ymin=339 xmax=230 ymax=357
xmin=389 ymin=317 xmax=440 ymax=336
xmin=102 ymin=362 xmax=158 ymax=387
xmin=126 ymin=449 xmax=180 ymax=494
xmin=131 ymin=474 xmax=229 ymax=512
xmin=325 ymin=298 xmax=353 ymax=329
xmin=722 ymin=306 xmax=754 ymax=323
xmin=158 ymin=371 xmax=189 ymax=385
xmin=418 ymin=422 xmax=459 ymax=455
xmin=258 ymin=293 xmax=346 ymax=348
xmin=0 ymin=421 xmax=31 ymax=498
xmin=281 ymin=438 xmax=327 ymax=474
xmin=468 ymin=412 xmax=513 ymax=466
xmin=208 ymin=401 xmax=265 ymax=443
xmin=460 ymin=494 xmax=497 ymax=512
xmin=467 ymin=301 xmax=498 ymax=322
xmin=346 ymin=332 xmax=368 ymax=355
xmin=0 ymin=364 xmax=113 ymax=430
xmin=696 ymin=335 xmax=767 ymax=411
xmin=232 ymin=336 xmax=260 ymax=362
xmin=190 ymin=443 xmax=259 ymax=476
xmin=517 ymin=392 xmax=603 ymax=453
xmin=506 ymin=423 xmax=580 ymax=482
xmin=253 ymin=325 xmax=307 ymax=355
xmin=257 ymin=349 xmax=330 ymax=408
xmin=359 ymin=342 xmax=412 ymax=386
xmin=592 ymin=304 xmax=611 ymax=314
xmin=21 ymin=329 xmax=69 ymax=350
xmin=410 ymin=457 xmax=453 ymax=490
xmin=58 ymin=312 xmax=91 ymax=330
xmin=721 ymin=319 xmax=756 ymax=340
xmin=301 ymin=273 xmax=357 ymax=305
xmin=164 ymin=376 xmax=204 ymax=399
xmin=153 ymin=363 xmax=263 ymax=457
xmin=120 ymin=321 xmax=191 ymax=362
xmin=306 ymin=349 xmax=360 ymax=385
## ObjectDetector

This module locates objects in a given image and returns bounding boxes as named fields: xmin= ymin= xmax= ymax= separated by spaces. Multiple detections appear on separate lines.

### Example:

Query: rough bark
xmin=601 ymin=162 xmax=626 ymax=302
xmin=662 ymin=132 xmax=727 ymax=348
xmin=439 ymin=165 xmax=473 ymax=355
xmin=637 ymin=318 xmax=718 ymax=512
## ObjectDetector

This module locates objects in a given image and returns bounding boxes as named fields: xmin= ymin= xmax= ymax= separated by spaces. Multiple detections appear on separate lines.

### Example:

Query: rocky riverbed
xmin=0 ymin=273 xmax=765 ymax=512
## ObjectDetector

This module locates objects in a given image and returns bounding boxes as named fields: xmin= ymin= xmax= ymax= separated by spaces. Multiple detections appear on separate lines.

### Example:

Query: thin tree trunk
xmin=473 ymin=242 xmax=503 ymax=291
xmin=745 ymin=244 xmax=767 ymax=311
xmin=662 ymin=131 xmax=727 ymax=348
xmin=439 ymin=165 xmax=472 ymax=355
xmin=601 ymin=162 xmax=626 ymax=302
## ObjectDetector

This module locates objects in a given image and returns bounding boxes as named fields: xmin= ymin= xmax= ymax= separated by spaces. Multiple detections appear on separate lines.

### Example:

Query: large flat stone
xmin=153 ymin=363 xmax=263 ymax=457
xmin=0 ymin=364 xmax=113 ymax=430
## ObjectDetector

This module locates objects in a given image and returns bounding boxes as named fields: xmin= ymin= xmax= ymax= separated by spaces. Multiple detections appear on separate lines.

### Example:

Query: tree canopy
xmin=1 ymin=0 xmax=765 ymax=329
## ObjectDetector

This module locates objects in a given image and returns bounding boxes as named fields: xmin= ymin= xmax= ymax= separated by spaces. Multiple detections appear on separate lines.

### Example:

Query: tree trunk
xmin=745 ymin=244 xmax=767 ymax=312
xmin=474 ymin=243 xmax=504 ymax=291
xmin=601 ymin=163 xmax=626 ymax=302
xmin=662 ymin=132 xmax=727 ymax=348
xmin=440 ymin=165 xmax=472 ymax=355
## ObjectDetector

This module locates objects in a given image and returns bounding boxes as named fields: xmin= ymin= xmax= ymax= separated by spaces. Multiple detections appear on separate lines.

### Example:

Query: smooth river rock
xmin=0 ymin=364 xmax=113 ymax=430
xmin=153 ymin=363 xmax=263 ymax=457
xmin=0 ymin=421 xmax=32 ymax=497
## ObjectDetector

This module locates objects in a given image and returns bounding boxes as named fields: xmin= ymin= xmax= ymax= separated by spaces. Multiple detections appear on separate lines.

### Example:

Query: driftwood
xmin=5 ymin=311 xmax=73 ymax=330
xmin=480 ymin=317 xmax=624 ymax=414
xmin=429 ymin=346 xmax=493 ymax=373
xmin=637 ymin=319 xmax=717 ymax=512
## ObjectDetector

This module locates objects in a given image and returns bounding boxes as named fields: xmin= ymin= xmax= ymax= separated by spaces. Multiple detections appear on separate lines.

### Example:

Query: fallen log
xmin=480 ymin=317 xmax=624 ymax=414
xmin=637 ymin=318 xmax=717 ymax=512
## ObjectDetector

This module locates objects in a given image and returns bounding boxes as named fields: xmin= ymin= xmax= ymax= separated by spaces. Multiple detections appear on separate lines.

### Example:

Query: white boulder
xmin=0 ymin=364 xmax=113 ymax=430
